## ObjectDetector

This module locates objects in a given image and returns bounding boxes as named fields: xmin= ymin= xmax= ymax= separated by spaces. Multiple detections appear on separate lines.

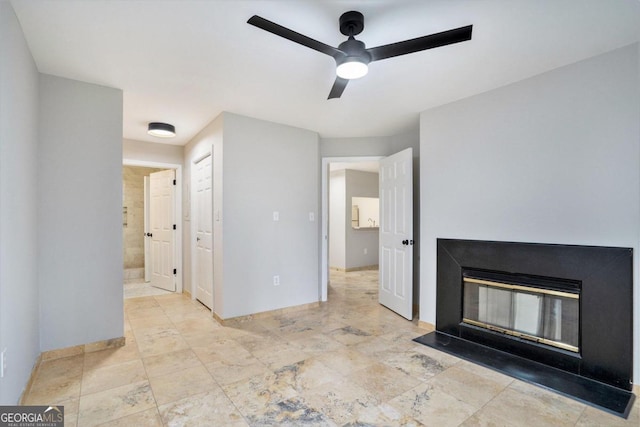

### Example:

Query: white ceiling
xmin=10 ymin=0 xmax=640 ymax=146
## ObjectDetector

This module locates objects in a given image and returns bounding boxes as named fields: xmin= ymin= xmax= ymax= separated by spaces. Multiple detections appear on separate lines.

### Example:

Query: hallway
xmin=22 ymin=270 xmax=639 ymax=426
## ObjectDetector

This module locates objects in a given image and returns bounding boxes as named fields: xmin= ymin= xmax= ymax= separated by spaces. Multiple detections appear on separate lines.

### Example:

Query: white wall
xmin=0 ymin=1 xmax=40 ymax=404
xmin=345 ymin=170 xmax=379 ymax=269
xmin=420 ymin=44 xmax=640 ymax=382
xmin=329 ymin=170 xmax=346 ymax=269
xmin=38 ymin=74 xmax=124 ymax=351
xmin=222 ymin=113 xmax=319 ymax=318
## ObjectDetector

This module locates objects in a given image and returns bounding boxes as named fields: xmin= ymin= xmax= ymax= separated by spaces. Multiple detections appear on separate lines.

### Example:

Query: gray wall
xmin=345 ymin=170 xmax=379 ymax=269
xmin=0 ymin=1 xmax=40 ymax=404
xmin=183 ymin=112 xmax=319 ymax=319
xmin=222 ymin=113 xmax=319 ymax=318
xmin=38 ymin=74 xmax=124 ymax=351
xmin=420 ymin=44 xmax=640 ymax=382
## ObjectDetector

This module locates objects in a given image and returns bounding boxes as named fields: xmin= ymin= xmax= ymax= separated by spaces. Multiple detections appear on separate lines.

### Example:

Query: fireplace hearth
xmin=414 ymin=239 xmax=635 ymax=418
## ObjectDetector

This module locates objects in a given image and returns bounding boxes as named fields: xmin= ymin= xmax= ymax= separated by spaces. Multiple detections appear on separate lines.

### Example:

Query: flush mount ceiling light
xmin=147 ymin=122 xmax=176 ymax=138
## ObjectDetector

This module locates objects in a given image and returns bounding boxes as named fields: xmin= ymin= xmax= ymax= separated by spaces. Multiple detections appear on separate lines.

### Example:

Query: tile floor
xmin=23 ymin=270 xmax=639 ymax=426
xmin=124 ymin=278 xmax=173 ymax=299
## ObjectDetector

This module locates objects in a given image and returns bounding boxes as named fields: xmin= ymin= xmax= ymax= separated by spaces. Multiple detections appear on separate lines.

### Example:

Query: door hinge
xmin=173 ymin=224 xmax=177 ymax=230
xmin=173 ymin=268 xmax=177 ymax=275
xmin=173 ymin=179 xmax=176 ymax=185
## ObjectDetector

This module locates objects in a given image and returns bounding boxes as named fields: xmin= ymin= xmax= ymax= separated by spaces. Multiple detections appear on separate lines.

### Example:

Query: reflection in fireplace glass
xmin=463 ymin=278 xmax=579 ymax=352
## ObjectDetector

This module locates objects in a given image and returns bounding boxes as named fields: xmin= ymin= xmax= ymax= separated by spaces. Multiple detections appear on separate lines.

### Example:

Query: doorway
xmin=322 ymin=156 xmax=383 ymax=302
xmin=322 ymin=149 xmax=415 ymax=320
xmin=328 ymin=161 xmax=381 ymax=273
xmin=122 ymin=160 xmax=183 ymax=297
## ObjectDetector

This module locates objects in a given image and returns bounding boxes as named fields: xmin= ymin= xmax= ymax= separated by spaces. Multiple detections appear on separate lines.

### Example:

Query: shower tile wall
xmin=122 ymin=166 xmax=164 ymax=273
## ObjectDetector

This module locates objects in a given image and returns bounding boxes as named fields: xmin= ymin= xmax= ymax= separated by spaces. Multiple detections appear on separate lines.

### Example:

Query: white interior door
xmin=150 ymin=169 xmax=176 ymax=292
xmin=195 ymin=155 xmax=213 ymax=309
xmin=379 ymin=148 xmax=413 ymax=319
xmin=143 ymin=176 xmax=151 ymax=282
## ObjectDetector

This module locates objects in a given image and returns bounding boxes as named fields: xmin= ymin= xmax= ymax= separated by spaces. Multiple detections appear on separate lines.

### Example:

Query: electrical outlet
xmin=273 ymin=211 xmax=279 ymax=222
xmin=364 ymin=248 xmax=368 ymax=255
xmin=273 ymin=275 xmax=280 ymax=286
xmin=309 ymin=212 xmax=315 ymax=222
xmin=1 ymin=348 xmax=6 ymax=378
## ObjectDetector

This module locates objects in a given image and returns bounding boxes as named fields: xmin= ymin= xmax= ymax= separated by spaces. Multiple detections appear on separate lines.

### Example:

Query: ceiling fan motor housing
xmin=339 ymin=11 xmax=365 ymax=36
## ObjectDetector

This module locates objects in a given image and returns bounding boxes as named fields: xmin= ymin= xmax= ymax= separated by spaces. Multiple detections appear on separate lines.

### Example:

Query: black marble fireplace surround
xmin=414 ymin=239 xmax=635 ymax=417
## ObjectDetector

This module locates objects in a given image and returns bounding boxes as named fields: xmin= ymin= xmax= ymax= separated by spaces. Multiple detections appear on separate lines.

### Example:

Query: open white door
xmin=150 ymin=169 xmax=176 ymax=292
xmin=379 ymin=148 xmax=413 ymax=319
xmin=195 ymin=155 xmax=213 ymax=309
xmin=143 ymin=176 xmax=151 ymax=282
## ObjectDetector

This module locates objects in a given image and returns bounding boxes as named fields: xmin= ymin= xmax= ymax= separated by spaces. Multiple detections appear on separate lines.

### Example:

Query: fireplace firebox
xmin=414 ymin=239 xmax=635 ymax=418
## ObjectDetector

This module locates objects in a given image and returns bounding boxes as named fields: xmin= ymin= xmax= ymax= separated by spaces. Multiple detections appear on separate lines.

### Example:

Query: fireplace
xmin=462 ymin=270 xmax=580 ymax=353
xmin=414 ymin=239 xmax=635 ymax=418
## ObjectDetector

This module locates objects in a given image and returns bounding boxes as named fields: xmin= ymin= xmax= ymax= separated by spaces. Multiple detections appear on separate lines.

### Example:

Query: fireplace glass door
xmin=463 ymin=277 xmax=579 ymax=352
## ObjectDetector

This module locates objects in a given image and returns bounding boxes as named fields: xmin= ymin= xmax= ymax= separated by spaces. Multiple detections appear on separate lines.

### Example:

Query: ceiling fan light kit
xmin=247 ymin=10 xmax=472 ymax=99
xmin=147 ymin=122 xmax=176 ymax=138
xmin=336 ymin=58 xmax=369 ymax=79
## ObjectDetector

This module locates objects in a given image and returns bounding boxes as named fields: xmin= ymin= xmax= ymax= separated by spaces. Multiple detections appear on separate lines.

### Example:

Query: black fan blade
xmin=328 ymin=77 xmax=349 ymax=99
xmin=367 ymin=25 xmax=472 ymax=62
xmin=248 ymin=15 xmax=343 ymax=58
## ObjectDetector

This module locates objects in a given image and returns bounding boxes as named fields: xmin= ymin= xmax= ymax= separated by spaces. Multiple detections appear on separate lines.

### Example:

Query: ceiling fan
xmin=247 ymin=11 xmax=472 ymax=99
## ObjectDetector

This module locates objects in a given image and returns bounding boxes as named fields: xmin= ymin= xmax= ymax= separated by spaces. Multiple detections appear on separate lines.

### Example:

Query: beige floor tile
xmin=250 ymin=342 xmax=309 ymax=370
xmin=78 ymin=381 xmax=156 ymax=426
xmin=192 ymin=339 xmax=253 ymax=365
xmin=301 ymin=377 xmax=380 ymax=425
xmin=128 ymin=314 xmax=174 ymax=330
xmin=327 ymin=325 xmax=375 ymax=346
xmin=126 ymin=306 xmax=166 ymax=320
xmin=290 ymin=333 xmax=347 ymax=355
xmin=81 ymin=359 xmax=147 ymax=395
xmin=25 ymin=355 xmax=84 ymax=404
xmin=222 ymin=371 xmax=298 ymax=418
xmin=242 ymin=396 xmax=334 ymax=427
xmin=83 ymin=343 xmax=140 ymax=371
xmin=159 ymin=389 xmax=248 ymax=427
xmin=427 ymin=365 xmax=509 ymax=409
xmin=375 ymin=347 xmax=447 ymax=381
xmin=273 ymin=358 xmax=344 ymax=393
xmin=172 ymin=316 xmax=222 ymax=334
xmin=348 ymin=361 xmax=422 ymax=402
xmin=206 ymin=357 xmax=272 ymax=386
xmin=142 ymin=348 xmax=203 ymax=378
xmin=388 ymin=382 xmax=477 ymax=427
xmin=233 ymin=330 xmax=284 ymax=353
xmin=474 ymin=381 xmax=585 ymax=427
xmin=135 ymin=332 xmax=189 ymax=357
xmin=148 ymin=364 xmax=219 ymax=406
xmin=314 ymin=348 xmax=377 ymax=376
xmin=124 ymin=297 xmax=160 ymax=312
xmin=96 ymin=407 xmax=163 ymax=427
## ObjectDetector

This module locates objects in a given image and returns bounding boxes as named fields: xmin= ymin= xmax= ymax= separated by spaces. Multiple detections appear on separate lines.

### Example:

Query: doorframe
xmin=320 ymin=156 xmax=384 ymax=301
xmin=123 ymin=159 xmax=183 ymax=294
